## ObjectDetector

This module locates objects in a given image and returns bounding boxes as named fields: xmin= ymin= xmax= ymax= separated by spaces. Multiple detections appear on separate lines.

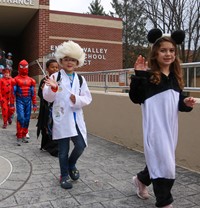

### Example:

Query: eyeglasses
xmin=62 ymin=57 xmax=78 ymax=62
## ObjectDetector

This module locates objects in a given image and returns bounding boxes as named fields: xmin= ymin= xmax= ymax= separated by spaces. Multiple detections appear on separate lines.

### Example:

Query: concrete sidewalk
xmin=0 ymin=119 xmax=200 ymax=208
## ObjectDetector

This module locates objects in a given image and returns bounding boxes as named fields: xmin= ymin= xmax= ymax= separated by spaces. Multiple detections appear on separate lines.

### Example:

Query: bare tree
xmin=111 ymin=0 xmax=148 ymax=68
xmin=144 ymin=0 xmax=200 ymax=62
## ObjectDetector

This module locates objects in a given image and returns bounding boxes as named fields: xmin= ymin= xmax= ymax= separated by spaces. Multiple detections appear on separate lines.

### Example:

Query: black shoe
xmin=69 ymin=167 xmax=80 ymax=181
xmin=60 ymin=176 xmax=73 ymax=189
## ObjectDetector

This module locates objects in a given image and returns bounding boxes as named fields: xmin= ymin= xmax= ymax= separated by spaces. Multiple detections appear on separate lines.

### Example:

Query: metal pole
xmin=36 ymin=60 xmax=46 ymax=77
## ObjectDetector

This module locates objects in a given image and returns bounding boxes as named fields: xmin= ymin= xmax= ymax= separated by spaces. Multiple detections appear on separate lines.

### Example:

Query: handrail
xmin=80 ymin=68 xmax=132 ymax=74
xmin=181 ymin=62 xmax=200 ymax=67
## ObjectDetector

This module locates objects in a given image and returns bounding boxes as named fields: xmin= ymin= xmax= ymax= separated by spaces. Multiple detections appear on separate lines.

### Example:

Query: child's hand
xmin=41 ymin=83 xmax=45 ymax=90
xmin=33 ymin=105 xmax=37 ymax=112
xmin=44 ymin=75 xmax=58 ymax=89
xmin=70 ymin=94 xmax=76 ymax=104
xmin=184 ymin=97 xmax=196 ymax=108
xmin=134 ymin=55 xmax=148 ymax=71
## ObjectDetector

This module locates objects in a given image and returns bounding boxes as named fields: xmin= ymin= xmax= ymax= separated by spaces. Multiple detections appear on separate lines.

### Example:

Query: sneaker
xmin=16 ymin=139 xmax=21 ymax=146
xmin=132 ymin=176 xmax=149 ymax=200
xmin=60 ymin=176 xmax=73 ymax=189
xmin=2 ymin=124 xmax=7 ymax=129
xmin=22 ymin=137 xmax=29 ymax=143
xmin=40 ymin=148 xmax=47 ymax=152
xmin=162 ymin=205 xmax=173 ymax=208
xmin=26 ymin=132 xmax=30 ymax=139
xmin=69 ymin=167 xmax=80 ymax=181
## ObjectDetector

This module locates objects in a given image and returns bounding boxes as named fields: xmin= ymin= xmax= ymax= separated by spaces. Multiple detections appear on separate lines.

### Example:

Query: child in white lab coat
xmin=43 ymin=41 xmax=92 ymax=189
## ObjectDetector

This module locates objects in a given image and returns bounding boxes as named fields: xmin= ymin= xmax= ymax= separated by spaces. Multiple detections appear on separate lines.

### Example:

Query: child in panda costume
xmin=129 ymin=29 xmax=196 ymax=207
xmin=43 ymin=41 xmax=92 ymax=189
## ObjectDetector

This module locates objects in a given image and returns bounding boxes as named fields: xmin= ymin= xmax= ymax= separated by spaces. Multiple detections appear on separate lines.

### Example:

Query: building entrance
xmin=0 ymin=0 xmax=39 ymax=76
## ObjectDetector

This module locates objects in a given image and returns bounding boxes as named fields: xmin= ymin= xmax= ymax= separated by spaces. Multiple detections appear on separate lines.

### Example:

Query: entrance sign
xmin=0 ymin=0 xmax=37 ymax=7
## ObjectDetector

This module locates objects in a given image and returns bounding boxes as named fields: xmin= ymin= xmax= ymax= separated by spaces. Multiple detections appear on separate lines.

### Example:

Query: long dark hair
xmin=149 ymin=37 xmax=184 ymax=90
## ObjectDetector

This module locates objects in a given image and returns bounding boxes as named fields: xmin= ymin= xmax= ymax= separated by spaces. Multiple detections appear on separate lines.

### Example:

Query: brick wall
xmin=22 ymin=0 xmax=122 ymax=78
xmin=48 ymin=12 xmax=123 ymax=72
xmin=49 ymin=39 xmax=122 ymax=71
xmin=38 ymin=9 xmax=49 ymax=58
xmin=49 ymin=23 xmax=122 ymax=42
xmin=6 ymin=0 xmax=122 ymax=80
xmin=22 ymin=0 xmax=50 ymax=77
xmin=23 ymin=1 xmax=50 ymax=77
xmin=39 ymin=0 xmax=49 ymax=5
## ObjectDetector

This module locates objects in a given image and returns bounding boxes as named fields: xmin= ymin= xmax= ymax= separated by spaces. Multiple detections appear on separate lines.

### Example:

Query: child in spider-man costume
xmin=14 ymin=60 xmax=37 ymax=145
xmin=0 ymin=68 xmax=15 ymax=129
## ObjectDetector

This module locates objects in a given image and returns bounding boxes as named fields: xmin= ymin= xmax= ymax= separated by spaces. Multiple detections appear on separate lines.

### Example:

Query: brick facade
xmin=47 ymin=11 xmax=122 ymax=72
xmin=39 ymin=0 xmax=49 ymax=5
xmin=38 ymin=9 xmax=49 ymax=58
xmin=22 ymin=0 xmax=122 ymax=78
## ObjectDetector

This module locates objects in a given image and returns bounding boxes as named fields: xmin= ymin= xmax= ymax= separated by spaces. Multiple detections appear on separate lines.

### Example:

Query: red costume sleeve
xmin=0 ymin=80 xmax=2 ymax=102
xmin=10 ymin=78 xmax=16 ymax=105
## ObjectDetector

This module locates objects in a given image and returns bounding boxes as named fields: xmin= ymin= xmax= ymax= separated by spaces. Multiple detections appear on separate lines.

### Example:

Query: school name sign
xmin=0 ymin=0 xmax=34 ymax=6
xmin=83 ymin=47 xmax=107 ymax=65
xmin=50 ymin=45 xmax=108 ymax=66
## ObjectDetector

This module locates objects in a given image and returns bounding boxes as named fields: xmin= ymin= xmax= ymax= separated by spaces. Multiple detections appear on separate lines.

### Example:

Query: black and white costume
xmin=129 ymin=70 xmax=192 ymax=206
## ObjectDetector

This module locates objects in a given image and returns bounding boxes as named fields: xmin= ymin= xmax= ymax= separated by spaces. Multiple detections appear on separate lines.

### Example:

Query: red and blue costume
xmin=0 ymin=68 xmax=15 ymax=128
xmin=14 ymin=60 xmax=37 ymax=139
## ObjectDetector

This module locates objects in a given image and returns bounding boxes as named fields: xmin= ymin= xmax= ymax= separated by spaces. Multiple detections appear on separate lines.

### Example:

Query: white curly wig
xmin=54 ymin=41 xmax=85 ymax=67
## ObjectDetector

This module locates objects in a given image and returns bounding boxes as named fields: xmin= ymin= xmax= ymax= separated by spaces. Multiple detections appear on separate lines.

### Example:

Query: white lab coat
xmin=43 ymin=69 xmax=92 ymax=146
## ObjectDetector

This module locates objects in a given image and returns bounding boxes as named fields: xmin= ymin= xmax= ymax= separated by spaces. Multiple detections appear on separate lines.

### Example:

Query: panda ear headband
xmin=147 ymin=28 xmax=185 ymax=45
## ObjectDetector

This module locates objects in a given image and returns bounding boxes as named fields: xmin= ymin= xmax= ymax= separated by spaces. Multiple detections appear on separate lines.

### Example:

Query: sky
xmin=50 ymin=0 xmax=114 ymax=14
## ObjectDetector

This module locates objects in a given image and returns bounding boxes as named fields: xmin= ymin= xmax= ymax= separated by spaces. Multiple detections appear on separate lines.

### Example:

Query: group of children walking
xmin=0 ymin=59 xmax=37 ymax=145
xmin=0 ymin=28 xmax=197 ymax=207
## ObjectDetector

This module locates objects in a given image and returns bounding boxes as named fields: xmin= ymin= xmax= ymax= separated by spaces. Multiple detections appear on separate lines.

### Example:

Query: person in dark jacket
xmin=37 ymin=59 xmax=59 ymax=156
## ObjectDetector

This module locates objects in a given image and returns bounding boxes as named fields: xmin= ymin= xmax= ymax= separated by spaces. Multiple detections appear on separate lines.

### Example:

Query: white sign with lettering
xmin=0 ymin=0 xmax=34 ymax=6
xmin=83 ymin=48 xmax=107 ymax=65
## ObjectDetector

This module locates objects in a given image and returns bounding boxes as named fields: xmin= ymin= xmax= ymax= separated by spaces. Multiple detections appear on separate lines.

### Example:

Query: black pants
xmin=137 ymin=166 xmax=174 ymax=207
xmin=41 ymin=128 xmax=58 ymax=157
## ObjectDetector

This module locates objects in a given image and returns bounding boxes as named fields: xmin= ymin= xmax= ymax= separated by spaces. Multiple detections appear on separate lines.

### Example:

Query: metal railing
xmin=181 ymin=62 xmax=200 ymax=92
xmin=79 ymin=68 xmax=133 ymax=92
xmin=79 ymin=62 xmax=200 ymax=93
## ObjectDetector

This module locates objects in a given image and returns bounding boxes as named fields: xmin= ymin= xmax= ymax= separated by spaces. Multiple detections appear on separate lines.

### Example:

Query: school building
xmin=0 ymin=0 xmax=123 ymax=82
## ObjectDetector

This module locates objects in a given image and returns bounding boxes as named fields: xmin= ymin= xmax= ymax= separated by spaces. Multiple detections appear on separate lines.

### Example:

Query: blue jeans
xmin=57 ymin=125 xmax=86 ymax=178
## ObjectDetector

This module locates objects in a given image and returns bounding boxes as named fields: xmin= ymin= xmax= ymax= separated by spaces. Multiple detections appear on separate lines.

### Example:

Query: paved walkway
xmin=0 ymin=119 xmax=200 ymax=208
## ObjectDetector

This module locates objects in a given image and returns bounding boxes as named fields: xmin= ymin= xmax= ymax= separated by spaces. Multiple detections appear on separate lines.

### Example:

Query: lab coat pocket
xmin=52 ymin=101 xmax=65 ymax=122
